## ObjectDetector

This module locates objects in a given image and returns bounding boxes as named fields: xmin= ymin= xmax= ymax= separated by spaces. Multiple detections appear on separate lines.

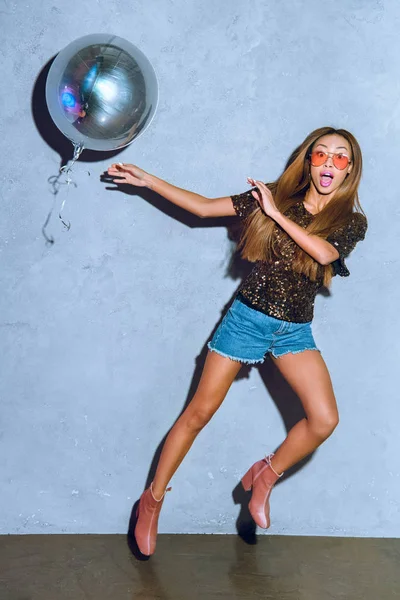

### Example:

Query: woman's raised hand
xmin=107 ymin=163 xmax=150 ymax=188
xmin=247 ymin=177 xmax=279 ymax=218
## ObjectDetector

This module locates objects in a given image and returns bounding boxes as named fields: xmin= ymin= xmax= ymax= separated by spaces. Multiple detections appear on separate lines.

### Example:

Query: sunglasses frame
xmin=309 ymin=150 xmax=352 ymax=171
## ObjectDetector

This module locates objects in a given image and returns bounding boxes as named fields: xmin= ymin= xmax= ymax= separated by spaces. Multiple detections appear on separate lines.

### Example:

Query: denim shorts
xmin=207 ymin=297 xmax=320 ymax=364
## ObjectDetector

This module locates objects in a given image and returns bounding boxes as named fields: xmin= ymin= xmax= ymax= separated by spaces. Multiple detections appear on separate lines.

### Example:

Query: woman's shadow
xmin=34 ymin=55 xmax=330 ymax=555
xmin=100 ymin=171 xmax=331 ymax=557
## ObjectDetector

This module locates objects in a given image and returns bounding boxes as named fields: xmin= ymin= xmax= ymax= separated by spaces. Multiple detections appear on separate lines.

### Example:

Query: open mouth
xmin=320 ymin=170 xmax=334 ymax=188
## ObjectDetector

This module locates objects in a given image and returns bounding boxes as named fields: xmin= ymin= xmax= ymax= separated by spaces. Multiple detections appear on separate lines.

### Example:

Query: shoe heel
xmin=241 ymin=468 xmax=253 ymax=492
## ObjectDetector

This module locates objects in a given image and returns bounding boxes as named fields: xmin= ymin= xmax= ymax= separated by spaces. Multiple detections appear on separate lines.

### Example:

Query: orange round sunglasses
xmin=309 ymin=150 xmax=351 ymax=170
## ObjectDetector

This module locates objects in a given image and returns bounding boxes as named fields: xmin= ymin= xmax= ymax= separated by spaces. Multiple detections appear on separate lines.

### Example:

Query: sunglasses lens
xmin=333 ymin=154 xmax=349 ymax=170
xmin=310 ymin=151 xmax=327 ymax=167
xmin=310 ymin=151 xmax=350 ymax=170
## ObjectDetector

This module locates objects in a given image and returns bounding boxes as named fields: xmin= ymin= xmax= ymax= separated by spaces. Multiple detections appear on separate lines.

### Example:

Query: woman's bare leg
xmin=152 ymin=351 xmax=242 ymax=499
xmin=268 ymin=350 xmax=339 ymax=475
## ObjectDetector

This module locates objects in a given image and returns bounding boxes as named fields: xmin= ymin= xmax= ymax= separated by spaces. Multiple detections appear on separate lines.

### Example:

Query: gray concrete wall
xmin=1 ymin=0 xmax=399 ymax=536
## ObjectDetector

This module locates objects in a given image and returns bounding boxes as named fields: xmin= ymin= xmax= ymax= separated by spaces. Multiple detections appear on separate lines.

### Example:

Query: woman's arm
xmin=250 ymin=179 xmax=339 ymax=266
xmin=107 ymin=163 xmax=236 ymax=218
xmin=272 ymin=212 xmax=339 ymax=265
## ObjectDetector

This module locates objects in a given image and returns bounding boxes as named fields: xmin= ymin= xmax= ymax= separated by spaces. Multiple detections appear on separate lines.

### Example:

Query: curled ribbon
xmin=43 ymin=142 xmax=84 ymax=243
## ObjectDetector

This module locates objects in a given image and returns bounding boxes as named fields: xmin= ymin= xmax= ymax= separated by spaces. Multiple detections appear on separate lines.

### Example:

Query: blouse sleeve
xmin=326 ymin=212 xmax=368 ymax=277
xmin=231 ymin=189 xmax=258 ymax=219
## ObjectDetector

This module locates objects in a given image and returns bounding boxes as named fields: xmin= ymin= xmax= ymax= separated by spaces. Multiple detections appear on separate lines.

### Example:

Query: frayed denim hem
xmin=271 ymin=347 xmax=321 ymax=359
xmin=207 ymin=342 xmax=265 ymax=365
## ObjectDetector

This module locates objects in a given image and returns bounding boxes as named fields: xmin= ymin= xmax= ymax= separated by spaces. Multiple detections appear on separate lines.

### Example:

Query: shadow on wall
xmin=114 ymin=186 xmax=332 ymax=555
xmin=31 ymin=58 xmax=127 ymax=243
xmin=32 ymin=57 xmax=242 ymax=243
xmin=126 ymin=287 xmax=315 ymax=555
xmin=33 ymin=58 xmax=331 ymax=549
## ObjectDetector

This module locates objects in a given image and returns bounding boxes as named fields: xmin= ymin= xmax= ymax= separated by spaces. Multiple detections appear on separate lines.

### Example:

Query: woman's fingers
xmin=109 ymin=175 xmax=128 ymax=184
xmin=248 ymin=178 xmax=267 ymax=196
xmin=108 ymin=163 xmax=139 ymax=178
xmin=247 ymin=177 xmax=267 ymax=193
xmin=107 ymin=165 xmax=129 ymax=181
xmin=106 ymin=163 xmax=147 ymax=187
xmin=108 ymin=166 xmax=132 ymax=179
xmin=254 ymin=180 xmax=267 ymax=191
xmin=117 ymin=163 xmax=136 ymax=172
xmin=108 ymin=163 xmax=127 ymax=170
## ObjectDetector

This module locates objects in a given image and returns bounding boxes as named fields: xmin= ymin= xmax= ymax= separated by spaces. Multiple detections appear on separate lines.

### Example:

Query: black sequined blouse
xmin=231 ymin=190 xmax=367 ymax=323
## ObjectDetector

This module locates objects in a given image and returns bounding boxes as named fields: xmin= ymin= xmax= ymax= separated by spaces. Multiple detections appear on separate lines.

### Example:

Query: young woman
xmin=107 ymin=126 xmax=367 ymax=556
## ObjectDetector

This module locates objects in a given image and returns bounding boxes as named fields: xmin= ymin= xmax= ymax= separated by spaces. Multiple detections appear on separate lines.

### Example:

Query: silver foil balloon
xmin=46 ymin=34 xmax=158 ymax=152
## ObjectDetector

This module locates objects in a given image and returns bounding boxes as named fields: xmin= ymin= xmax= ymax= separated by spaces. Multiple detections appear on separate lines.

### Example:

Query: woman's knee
xmin=182 ymin=402 xmax=217 ymax=433
xmin=309 ymin=411 xmax=339 ymax=440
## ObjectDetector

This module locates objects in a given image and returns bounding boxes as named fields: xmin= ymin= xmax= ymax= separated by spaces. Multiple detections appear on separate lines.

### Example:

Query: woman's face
xmin=309 ymin=134 xmax=353 ymax=196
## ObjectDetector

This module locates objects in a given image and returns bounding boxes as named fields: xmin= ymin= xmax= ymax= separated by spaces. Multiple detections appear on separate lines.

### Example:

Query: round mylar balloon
xmin=45 ymin=34 xmax=158 ymax=152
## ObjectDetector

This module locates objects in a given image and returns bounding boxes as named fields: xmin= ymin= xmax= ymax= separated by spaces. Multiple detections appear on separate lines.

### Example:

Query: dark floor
xmin=1 ymin=534 xmax=399 ymax=600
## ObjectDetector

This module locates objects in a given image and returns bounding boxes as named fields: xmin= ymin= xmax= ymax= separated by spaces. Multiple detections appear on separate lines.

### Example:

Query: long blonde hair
xmin=239 ymin=127 xmax=366 ymax=286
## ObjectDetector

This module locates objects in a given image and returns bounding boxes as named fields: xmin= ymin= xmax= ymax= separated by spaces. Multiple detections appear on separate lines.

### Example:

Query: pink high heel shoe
xmin=241 ymin=453 xmax=283 ymax=529
xmin=135 ymin=483 xmax=171 ymax=556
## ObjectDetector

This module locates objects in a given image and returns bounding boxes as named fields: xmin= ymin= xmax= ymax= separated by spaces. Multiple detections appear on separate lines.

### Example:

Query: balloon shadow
xmin=32 ymin=57 xmax=126 ymax=244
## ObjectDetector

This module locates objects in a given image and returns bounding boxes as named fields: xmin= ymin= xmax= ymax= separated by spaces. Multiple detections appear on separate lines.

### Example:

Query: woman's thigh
xmin=186 ymin=350 xmax=243 ymax=417
xmin=271 ymin=350 xmax=339 ymax=423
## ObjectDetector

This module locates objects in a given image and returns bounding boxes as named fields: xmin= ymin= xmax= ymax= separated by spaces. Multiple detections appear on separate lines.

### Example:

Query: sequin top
xmin=231 ymin=190 xmax=368 ymax=323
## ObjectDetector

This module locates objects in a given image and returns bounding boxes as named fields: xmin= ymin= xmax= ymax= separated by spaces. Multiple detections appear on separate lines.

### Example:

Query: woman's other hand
xmin=247 ymin=177 xmax=279 ymax=218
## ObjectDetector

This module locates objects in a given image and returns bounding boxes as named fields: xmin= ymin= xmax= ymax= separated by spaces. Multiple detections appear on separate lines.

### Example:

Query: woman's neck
xmin=304 ymin=186 xmax=335 ymax=215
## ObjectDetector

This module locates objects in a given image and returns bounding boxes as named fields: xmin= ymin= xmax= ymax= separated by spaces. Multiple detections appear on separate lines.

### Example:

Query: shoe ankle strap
xmin=150 ymin=482 xmax=172 ymax=502
xmin=264 ymin=453 xmax=284 ymax=478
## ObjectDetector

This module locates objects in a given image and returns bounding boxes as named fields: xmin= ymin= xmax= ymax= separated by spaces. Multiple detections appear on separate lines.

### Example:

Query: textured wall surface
xmin=1 ymin=0 xmax=399 ymax=536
